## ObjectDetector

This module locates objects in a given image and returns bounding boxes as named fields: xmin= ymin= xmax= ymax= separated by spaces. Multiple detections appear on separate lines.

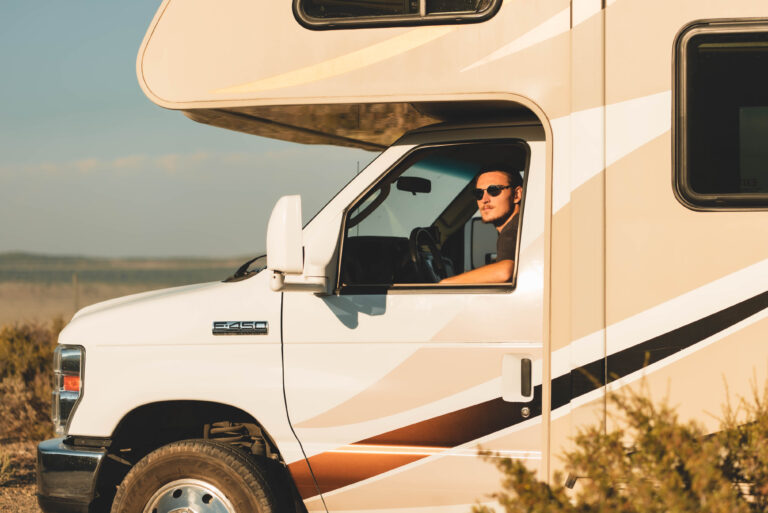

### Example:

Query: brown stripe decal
xmin=361 ymin=394 xmax=540 ymax=447
xmin=288 ymin=389 xmax=542 ymax=499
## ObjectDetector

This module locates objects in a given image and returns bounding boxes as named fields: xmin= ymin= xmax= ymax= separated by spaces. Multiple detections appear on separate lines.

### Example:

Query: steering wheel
xmin=408 ymin=227 xmax=448 ymax=282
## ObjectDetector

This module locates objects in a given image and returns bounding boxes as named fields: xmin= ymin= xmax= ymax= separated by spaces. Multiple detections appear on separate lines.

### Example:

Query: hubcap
xmin=143 ymin=479 xmax=235 ymax=513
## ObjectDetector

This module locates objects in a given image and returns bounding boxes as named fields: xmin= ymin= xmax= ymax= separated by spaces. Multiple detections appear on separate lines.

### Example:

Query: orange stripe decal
xmin=289 ymin=449 xmax=426 ymax=498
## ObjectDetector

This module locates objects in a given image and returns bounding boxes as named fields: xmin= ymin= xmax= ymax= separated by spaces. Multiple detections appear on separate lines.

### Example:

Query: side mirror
xmin=267 ymin=195 xmax=303 ymax=274
xmin=266 ymin=195 xmax=328 ymax=293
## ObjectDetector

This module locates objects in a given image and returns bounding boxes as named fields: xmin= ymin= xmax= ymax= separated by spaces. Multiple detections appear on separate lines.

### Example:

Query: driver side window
xmin=339 ymin=141 xmax=528 ymax=289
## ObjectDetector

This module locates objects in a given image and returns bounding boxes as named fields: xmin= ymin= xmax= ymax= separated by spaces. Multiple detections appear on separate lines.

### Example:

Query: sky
xmin=0 ymin=1 xmax=377 ymax=258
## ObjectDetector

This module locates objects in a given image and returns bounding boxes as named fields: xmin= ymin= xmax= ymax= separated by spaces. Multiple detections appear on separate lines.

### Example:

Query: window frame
xmin=293 ymin=0 xmax=502 ymax=30
xmin=673 ymin=20 xmax=768 ymax=211
xmin=335 ymin=138 xmax=531 ymax=295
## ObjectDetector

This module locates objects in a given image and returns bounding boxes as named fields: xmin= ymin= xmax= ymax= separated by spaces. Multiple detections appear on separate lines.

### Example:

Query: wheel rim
xmin=143 ymin=478 xmax=236 ymax=513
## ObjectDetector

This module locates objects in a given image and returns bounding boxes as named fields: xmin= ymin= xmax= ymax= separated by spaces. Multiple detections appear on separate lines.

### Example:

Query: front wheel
xmin=110 ymin=440 xmax=283 ymax=513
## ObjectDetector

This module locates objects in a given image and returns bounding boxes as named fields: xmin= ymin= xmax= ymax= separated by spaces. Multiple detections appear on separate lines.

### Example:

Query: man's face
xmin=476 ymin=171 xmax=520 ymax=227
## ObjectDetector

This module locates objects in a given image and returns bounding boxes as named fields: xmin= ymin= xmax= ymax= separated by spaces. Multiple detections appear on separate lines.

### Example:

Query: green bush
xmin=476 ymin=384 xmax=768 ymax=513
xmin=0 ymin=318 xmax=63 ymax=442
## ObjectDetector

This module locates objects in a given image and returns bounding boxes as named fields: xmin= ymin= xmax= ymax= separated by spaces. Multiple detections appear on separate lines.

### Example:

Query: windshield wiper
xmin=224 ymin=254 xmax=266 ymax=282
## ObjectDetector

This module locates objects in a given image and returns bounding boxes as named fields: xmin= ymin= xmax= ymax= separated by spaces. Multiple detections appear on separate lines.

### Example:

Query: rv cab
xmin=270 ymin=121 xmax=547 ymax=502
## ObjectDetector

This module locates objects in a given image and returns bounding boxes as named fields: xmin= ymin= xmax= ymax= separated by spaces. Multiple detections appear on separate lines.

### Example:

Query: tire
xmin=110 ymin=440 xmax=283 ymax=513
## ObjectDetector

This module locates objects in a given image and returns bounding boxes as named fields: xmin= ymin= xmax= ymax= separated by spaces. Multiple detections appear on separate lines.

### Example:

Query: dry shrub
xmin=0 ymin=318 xmax=63 ymax=442
xmin=718 ymin=383 xmax=768 ymax=511
xmin=476 ymin=383 xmax=768 ymax=513
xmin=0 ymin=450 xmax=11 ymax=486
xmin=0 ymin=376 xmax=53 ymax=442
xmin=0 ymin=318 xmax=64 ymax=382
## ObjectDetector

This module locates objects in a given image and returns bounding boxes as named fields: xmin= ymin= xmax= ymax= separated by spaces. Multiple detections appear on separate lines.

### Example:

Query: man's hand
xmin=439 ymin=259 xmax=515 ymax=284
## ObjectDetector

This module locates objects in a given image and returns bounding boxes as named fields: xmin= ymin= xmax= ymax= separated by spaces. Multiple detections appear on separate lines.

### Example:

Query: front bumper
xmin=37 ymin=438 xmax=106 ymax=513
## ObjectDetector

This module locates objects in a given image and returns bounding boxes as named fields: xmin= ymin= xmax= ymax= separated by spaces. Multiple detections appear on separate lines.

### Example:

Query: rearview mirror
xmin=396 ymin=176 xmax=431 ymax=194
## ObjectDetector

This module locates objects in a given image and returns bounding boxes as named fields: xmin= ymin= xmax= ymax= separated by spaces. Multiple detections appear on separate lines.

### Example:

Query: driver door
xmin=282 ymin=136 xmax=546 ymax=512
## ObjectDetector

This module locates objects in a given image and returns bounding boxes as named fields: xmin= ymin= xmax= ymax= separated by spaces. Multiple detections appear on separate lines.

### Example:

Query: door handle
xmin=502 ymin=354 xmax=535 ymax=402
xmin=521 ymin=358 xmax=532 ymax=398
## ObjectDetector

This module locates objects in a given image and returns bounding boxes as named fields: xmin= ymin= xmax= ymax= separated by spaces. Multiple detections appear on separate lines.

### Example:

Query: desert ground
xmin=0 ymin=442 xmax=40 ymax=513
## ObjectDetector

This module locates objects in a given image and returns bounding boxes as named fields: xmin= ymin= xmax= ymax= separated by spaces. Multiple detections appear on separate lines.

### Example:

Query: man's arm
xmin=439 ymin=259 xmax=515 ymax=284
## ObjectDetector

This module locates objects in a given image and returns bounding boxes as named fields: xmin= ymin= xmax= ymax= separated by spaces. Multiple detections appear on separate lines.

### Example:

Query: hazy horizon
xmin=0 ymin=250 xmax=252 ymax=261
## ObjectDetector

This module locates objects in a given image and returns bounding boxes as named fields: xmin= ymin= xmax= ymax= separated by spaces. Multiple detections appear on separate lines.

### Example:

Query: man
xmin=440 ymin=168 xmax=523 ymax=284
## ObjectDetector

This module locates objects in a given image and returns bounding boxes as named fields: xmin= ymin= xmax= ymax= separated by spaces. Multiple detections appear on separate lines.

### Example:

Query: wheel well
xmin=93 ymin=401 xmax=305 ymax=513
xmin=110 ymin=401 xmax=281 ymax=457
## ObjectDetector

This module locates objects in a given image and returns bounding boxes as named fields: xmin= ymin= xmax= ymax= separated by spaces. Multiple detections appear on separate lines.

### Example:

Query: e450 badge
xmin=212 ymin=321 xmax=268 ymax=335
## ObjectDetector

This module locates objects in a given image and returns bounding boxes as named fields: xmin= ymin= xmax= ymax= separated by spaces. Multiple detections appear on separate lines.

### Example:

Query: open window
xmin=675 ymin=22 xmax=768 ymax=210
xmin=294 ymin=0 xmax=501 ymax=29
xmin=338 ymin=140 xmax=529 ymax=292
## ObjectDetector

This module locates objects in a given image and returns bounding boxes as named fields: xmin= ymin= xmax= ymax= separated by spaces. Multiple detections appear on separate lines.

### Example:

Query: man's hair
xmin=474 ymin=167 xmax=524 ymax=189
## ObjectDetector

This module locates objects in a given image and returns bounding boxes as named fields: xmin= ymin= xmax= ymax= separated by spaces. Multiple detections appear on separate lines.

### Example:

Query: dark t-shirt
xmin=496 ymin=214 xmax=519 ymax=262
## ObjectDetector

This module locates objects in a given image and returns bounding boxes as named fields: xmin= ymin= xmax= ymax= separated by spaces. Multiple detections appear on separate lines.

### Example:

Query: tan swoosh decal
xmin=295 ymin=347 xmax=508 ymax=429
xmin=462 ymin=7 xmax=569 ymax=72
xmin=212 ymin=26 xmax=456 ymax=95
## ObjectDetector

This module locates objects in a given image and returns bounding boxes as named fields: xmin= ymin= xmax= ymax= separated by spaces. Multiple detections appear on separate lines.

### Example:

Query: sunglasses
xmin=472 ymin=184 xmax=512 ymax=200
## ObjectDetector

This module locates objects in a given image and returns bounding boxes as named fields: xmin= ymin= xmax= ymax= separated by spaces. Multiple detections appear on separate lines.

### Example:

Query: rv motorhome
xmin=37 ymin=0 xmax=768 ymax=512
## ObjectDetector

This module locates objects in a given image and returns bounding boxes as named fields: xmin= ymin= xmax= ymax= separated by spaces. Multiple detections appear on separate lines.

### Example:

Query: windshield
xmin=303 ymin=149 xmax=381 ymax=229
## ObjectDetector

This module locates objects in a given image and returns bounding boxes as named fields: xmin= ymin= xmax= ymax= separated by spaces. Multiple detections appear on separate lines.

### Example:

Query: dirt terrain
xmin=0 ymin=442 xmax=41 ymax=513
xmin=0 ymin=252 xmax=244 ymax=325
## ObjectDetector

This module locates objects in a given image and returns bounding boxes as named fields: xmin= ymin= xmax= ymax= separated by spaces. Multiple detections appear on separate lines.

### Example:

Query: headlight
xmin=52 ymin=345 xmax=84 ymax=436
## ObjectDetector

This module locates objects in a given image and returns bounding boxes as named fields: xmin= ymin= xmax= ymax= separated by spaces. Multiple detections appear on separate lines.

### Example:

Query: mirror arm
xmin=270 ymin=272 xmax=328 ymax=293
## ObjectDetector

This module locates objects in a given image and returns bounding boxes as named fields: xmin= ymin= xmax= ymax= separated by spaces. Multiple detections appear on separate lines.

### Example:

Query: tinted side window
xmin=303 ymin=0 xmax=419 ymax=18
xmin=676 ymin=25 xmax=768 ymax=209
xmin=339 ymin=141 xmax=528 ymax=289
xmin=295 ymin=0 xmax=499 ymax=29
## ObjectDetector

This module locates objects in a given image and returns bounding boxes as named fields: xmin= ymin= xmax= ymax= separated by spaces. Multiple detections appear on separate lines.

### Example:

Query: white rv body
xmin=37 ymin=1 xmax=768 ymax=512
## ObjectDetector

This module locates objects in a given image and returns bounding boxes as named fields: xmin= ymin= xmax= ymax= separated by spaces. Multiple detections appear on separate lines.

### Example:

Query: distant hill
xmin=0 ymin=252 xmax=259 ymax=285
